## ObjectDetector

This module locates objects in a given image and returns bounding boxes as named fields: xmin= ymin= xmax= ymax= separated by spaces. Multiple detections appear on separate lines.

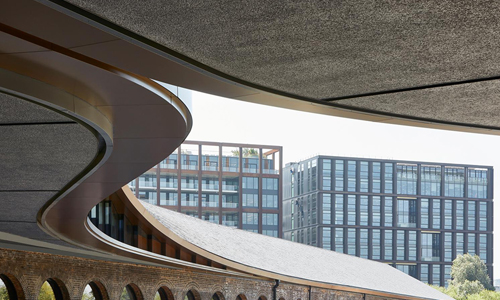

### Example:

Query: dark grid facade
xmin=129 ymin=141 xmax=283 ymax=237
xmin=283 ymin=156 xmax=493 ymax=286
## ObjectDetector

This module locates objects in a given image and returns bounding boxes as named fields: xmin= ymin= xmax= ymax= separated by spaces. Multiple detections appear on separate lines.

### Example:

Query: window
xmin=444 ymin=265 xmax=452 ymax=287
xmin=322 ymin=227 xmax=331 ymax=250
xmin=444 ymin=167 xmax=464 ymax=197
xmin=396 ymin=164 xmax=417 ymax=195
xmin=384 ymin=230 xmax=393 ymax=260
xmin=202 ymin=212 xmax=219 ymax=224
xmin=322 ymin=194 xmax=331 ymax=224
xmin=322 ymin=159 xmax=332 ymax=191
xmin=360 ymin=229 xmax=369 ymax=258
xmin=396 ymin=230 xmax=405 ymax=260
xmin=479 ymin=234 xmax=488 ymax=263
xmin=372 ymin=162 xmax=381 ymax=193
xmin=468 ymin=201 xmax=476 ymax=230
xmin=347 ymin=161 xmax=357 ymax=192
xmin=421 ymin=198 xmax=429 ymax=228
xmin=432 ymin=199 xmax=441 ymax=229
xmin=372 ymin=229 xmax=381 ymax=259
xmin=444 ymin=232 xmax=452 ymax=262
xmin=335 ymin=194 xmax=344 ymax=225
xmin=456 ymin=233 xmax=464 ymax=255
xmin=397 ymin=199 xmax=416 ymax=227
xmin=396 ymin=265 xmax=417 ymax=278
xmin=334 ymin=228 xmax=344 ymax=253
xmin=372 ymin=196 xmax=381 ymax=226
xmin=160 ymin=192 xmax=178 ymax=206
xmin=201 ymin=193 xmax=218 ymax=207
xmin=347 ymin=228 xmax=356 ymax=255
xmin=384 ymin=197 xmax=393 ymax=227
xmin=347 ymin=195 xmax=356 ymax=225
xmin=432 ymin=265 xmax=441 ymax=286
xmin=360 ymin=161 xmax=369 ymax=192
xmin=421 ymin=264 xmax=429 ymax=283
xmin=222 ymin=212 xmax=238 ymax=227
xmin=335 ymin=160 xmax=344 ymax=191
xmin=444 ymin=200 xmax=452 ymax=229
xmin=421 ymin=165 xmax=441 ymax=196
xmin=242 ymin=177 xmax=258 ymax=189
xmin=479 ymin=202 xmax=488 ymax=231
xmin=468 ymin=233 xmax=476 ymax=255
xmin=468 ymin=168 xmax=488 ymax=199
xmin=384 ymin=163 xmax=393 ymax=193
xmin=360 ymin=196 xmax=368 ymax=226
xmin=408 ymin=231 xmax=417 ymax=261
xmin=262 ymin=194 xmax=278 ymax=209
xmin=242 ymin=213 xmax=258 ymax=229
xmin=456 ymin=200 xmax=464 ymax=230
xmin=262 ymin=178 xmax=278 ymax=190
xmin=181 ymin=193 xmax=198 ymax=206
xmin=421 ymin=233 xmax=440 ymax=261
xmin=242 ymin=193 xmax=258 ymax=208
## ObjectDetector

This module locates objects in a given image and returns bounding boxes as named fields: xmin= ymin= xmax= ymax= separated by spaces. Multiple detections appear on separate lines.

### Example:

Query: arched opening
xmin=82 ymin=281 xmax=109 ymax=300
xmin=155 ymin=286 xmax=174 ymax=300
xmin=236 ymin=294 xmax=247 ymax=300
xmin=39 ymin=278 xmax=70 ymax=300
xmin=120 ymin=283 xmax=143 ymax=300
xmin=278 ymin=297 xmax=285 ymax=300
xmin=258 ymin=296 xmax=267 ymax=300
xmin=0 ymin=273 xmax=25 ymax=300
xmin=211 ymin=291 xmax=225 ymax=300
xmin=184 ymin=289 xmax=201 ymax=300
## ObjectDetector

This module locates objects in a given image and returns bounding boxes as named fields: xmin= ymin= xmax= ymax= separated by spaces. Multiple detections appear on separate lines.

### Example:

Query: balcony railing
xmin=160 ymin=163 xmax=177 ymax=169
xmin=222 ymin=202 xmax=238 ymax=208
xmin=201 ymin=184 xmax=219 ymax=191
xmin=201 ymin=202 xmax=219 ymax=208
xmin=262 ymin=169 xmax=279 ymax=174
xmin=202 ymin=166 xmax=218 ymax=171
xmin=181 ymin=200 xmax=198 ymax=207
xmin=222 ymin=167 xmax=239 ymax=172
xmin=160 ymin=182 xmax=177 ymax=189
xmin=181 ymin=164 xmax=198 ymax=170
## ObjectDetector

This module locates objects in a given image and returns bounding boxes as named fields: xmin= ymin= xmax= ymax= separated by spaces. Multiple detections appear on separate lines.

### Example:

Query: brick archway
xmin=186 ymin=289 xmax=202 ymax=300
xmin=157 ymin=286 xmax=175 ymax=300
xmin=236 ymin=294 xmax=248 ymax=300
xmin=85 ymin=281 xmax=109 ymax=300
xmin=123 ymin=283 xmax=144 ymax=300
xmin=0 ymin=273 xmax=25 ymax=300
xmin=212 ymin=291 xmax=225 ymax=300
xmin=44 ymin=278 xmax=70 ymax=300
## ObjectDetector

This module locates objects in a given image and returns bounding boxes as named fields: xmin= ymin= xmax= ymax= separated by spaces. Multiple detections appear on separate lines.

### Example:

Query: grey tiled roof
xmin=143 ymin=202 xmax=451 ymax=300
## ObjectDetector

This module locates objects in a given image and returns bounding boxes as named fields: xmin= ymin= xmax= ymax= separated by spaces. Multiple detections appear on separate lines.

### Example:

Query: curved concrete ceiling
xmin=27 ymin=0 xmax=500 ymax=132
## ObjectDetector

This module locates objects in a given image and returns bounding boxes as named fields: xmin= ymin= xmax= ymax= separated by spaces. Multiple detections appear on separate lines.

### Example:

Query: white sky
xmin=187 ymin=91 xmax=500 ymax=279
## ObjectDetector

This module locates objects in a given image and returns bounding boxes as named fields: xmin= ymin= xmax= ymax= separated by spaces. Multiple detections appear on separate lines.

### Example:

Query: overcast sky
xmin=187 ymin=91 xmax=500 ymax=279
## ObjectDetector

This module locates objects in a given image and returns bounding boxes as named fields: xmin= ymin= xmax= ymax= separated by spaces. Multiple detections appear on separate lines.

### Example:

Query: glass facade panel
xmin=322 ymin=159 xmax=331 ymax=191
xmin=262 ymin=213 xmax=279 ymax=237
xmin=335 ymin=160 xmax=344 ymax=191
xmin=444 ymin=167 xmax=464 ymax=197
xmin=322 ymin=194 xmax=331 ymax=224
xmin=432 ymin=265 xmax=441 ymax=286
xmin=372 ymin=229 xmax=381 ymax=260
xmin=347 ymin=228 xmax=356 ymax=255
xmin=335 ymin=194 xmax=344 ymax=225
xmin=372 ymin=196 xmax=381 ymax=226
xmin=347 ymin=161 xmax=357 ymax=192
xmin=397 ymin=230 xmax=405 ymax=260
xmin=322 ymin=227 xmax=331 ymax=250
xmin=360 ymin=196 xmax=368 ymax=226
xmin=444 ymin=200 xmax=452 ymax=230
xmin=360 ymin=229 xmax=369 ymax=258
xmin=468 ymin=201 xmax=476 ymax=230
xmin=421 ymin=264 xmax=429 ymax=283
xmin=335 ymin=228 xmax=344 ymax=253
xmin=468 ymin=169 xmax=488 ymax=199
xmin=360 ymin=161 xmax=369 ymax=192
xmin=444 ymin=232 xmax=452 ymax=262
xmin=479 ymin=202 xmax=487 ymax=231
xmin=421 ymin=198 xmax=429 ymax=228
xmin=422 ymin=233 xmax=441 ymax=261
xmin=201 ymin=211 xmax=219 ymax=224
xmin=396 ymin=164 xmax=417 ymax=195
xmin=384 ymin=163 xmax=393 ymax=193
xmin=468 ymin=233 xmax=476 ymax=255
xmin=421 ymin=166 xmax=441 ymax=196
xmin=456 ymin=233 xmax=464 ymax=255
xmin=384 ymin=197 xmax=393 ymax=227
xmin=222 ymin=212 xmax=238 ymax=227
xmin=456 ymin=200 xmax=464 ymax=230
xmin=160 ymin=192 xmax=178 ymax=206
xmin=408 ymin=231 xmax=417 ymax=261
xmin=397 ymin=199 xmax=416 ymax=227
xmin=372 ymin=162 xmax=381 ymax=193
xmin=479 ymin=234 xmax=487 ymax=263
xmin=432 ymin=199 xmax=441 ymax=229
xmin=347 ymin=195 xmax=356 ymax=225
xmin=384 ymin=230 xmax=393 ymax=260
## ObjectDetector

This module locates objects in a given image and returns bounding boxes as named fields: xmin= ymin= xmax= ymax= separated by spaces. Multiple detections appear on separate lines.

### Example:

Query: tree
xmin=0 ymin=285 xmax=8 ymax=300
xmin=468 ymin=290 xmax=500 ymax=300
xmin=38 ymin=282 xmax=55 ymax=300
xmin=231 ymin=148 xmax=259 ymax=157
xmin=451 ymin=254 xmax=494 ymax=291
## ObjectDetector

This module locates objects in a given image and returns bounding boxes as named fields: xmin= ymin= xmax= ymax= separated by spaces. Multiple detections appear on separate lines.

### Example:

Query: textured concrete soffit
xmin=142 ymin=202 xmax=452 ymax=300
xmin=65 ymin=0 xmax=500 ymax=101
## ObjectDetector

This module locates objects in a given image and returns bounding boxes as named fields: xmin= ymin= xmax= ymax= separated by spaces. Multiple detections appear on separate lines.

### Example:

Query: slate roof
xmin=143 ymin=202 xmax=452 ymax=300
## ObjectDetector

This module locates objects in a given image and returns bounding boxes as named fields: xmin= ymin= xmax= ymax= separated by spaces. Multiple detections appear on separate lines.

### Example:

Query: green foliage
xmin=154 ymin=292 xmax=161 ymax=300
xmin=82 ymin=290 xmax=95 ymax=300
xmin=120 ymin=287 xmax=131 ymax=300
xmin=38 ymin=282 xmax=55 ymax=300
xmin=0 ymin=286 xmax=8 ymax=300
xmin=231 ymin=148 xmax=259 ymax=157
xmin=431 ymin=254 xmax=497 ymax=300
xmin=451 ymin=254 xmax=494 ymax=291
